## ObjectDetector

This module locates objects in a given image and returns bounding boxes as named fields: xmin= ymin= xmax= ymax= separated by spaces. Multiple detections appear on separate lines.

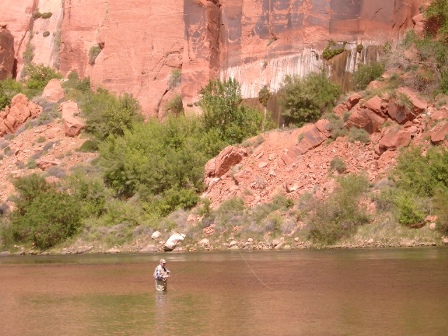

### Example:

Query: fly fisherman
xmin=154 ymin=259 xmax=170 ymax=292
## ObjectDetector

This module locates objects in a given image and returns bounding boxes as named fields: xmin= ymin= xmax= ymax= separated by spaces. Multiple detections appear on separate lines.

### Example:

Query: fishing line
xmin=239 ymin=251 xmax=274 ymax=291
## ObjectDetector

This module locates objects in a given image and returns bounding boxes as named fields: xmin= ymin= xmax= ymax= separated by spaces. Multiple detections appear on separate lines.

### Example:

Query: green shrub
xmin=43 ymin=31 xmax=50 ymax=37
xmin=77 ymin=139 xmax=99 ymax=152
xmin=6 ymin=174 xmax=80 ymax=249
xmin=37 ymin=136 xmax=46 ymax=143
xmin=168 ymin=69 xmax=181 ymax=89
xmin=356 ymin=44 xmax=364 ymax=53
xmin=330 ymin=157 xmax=347 ymax=173
xmin=32 ymin=11 xmax=42 ymax=19
xmin=353 ymin=62 xmax=385 ymax=90
xmin=164 ymin=94 xmax=184 ymax=115
xmin=322 ymin=40 xmax=346 ymax=60
xmin=200 ymin=78 xmax=266 ymax=146
xmin=394 ymin=190 xmax=427 ymax=227
xmin=41 ymin=12 xmax=52 ymax=19
xmin=23 ymin=43 xmax=35 ymax=65
xmin=425 ymin=0 xmax=448 ymax=41
xmin=348 ymin=127 xmax=371 ymax=143
xmin=279 ymin=72 xmax=341 ymax=127
xmin=89 ymin=45 xmax=102 ymax=65
xmin=433 ymin=188 xmax=448 ymax=234
xmin=24 ymin=63 xmax=61 ymax=92
xmin=393 ymin=147 xmax=448 ymax=197
xmin=99 ymin=116 xmax=207 ymax=203
xmin=308 ymin=174 xmax=370 ymax=244
xmin=0 ymin=79 xmax=23 ymax=110
xmin=66 ymin=171 xmax=107 ymax=218
xmin=81 ymin=89 xmax=142 ymax=140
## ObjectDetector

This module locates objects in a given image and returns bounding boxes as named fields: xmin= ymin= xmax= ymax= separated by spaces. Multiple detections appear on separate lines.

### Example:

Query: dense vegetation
xmin=1 ymin=1 xmax=448 ymax=251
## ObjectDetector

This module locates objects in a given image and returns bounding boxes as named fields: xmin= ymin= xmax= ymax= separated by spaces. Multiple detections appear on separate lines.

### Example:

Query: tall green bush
xmin=99 ymin=116 xmax=207 ymax=204
xmin=24 ymin=63 xmax=62 ymax=92
xmin=200 ymin=78 xmax=266 ymax=146
xmin=279 ymin=72 xmax=341 ymax=127
xmin=80 ymin=89 xmax=142 ymax=140
xmin=425 ymin=0 xmax=448 ymax=41
xmin=0 ymin=79 xmax=23 ymax=110
xmin=353 ymin=62 xmax=385 ymax=90
xmin=308 ymin=174 xmax=370 ymax=244
xmin=5 ymin=174 xmax=80 ymax=249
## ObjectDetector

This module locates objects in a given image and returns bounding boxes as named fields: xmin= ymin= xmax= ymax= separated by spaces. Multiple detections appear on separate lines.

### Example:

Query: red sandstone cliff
xmin=1 ymin=0 xmax=425 ymax=116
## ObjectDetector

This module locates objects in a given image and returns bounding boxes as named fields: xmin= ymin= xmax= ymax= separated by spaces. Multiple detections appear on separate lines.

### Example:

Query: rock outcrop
xmin=0 ymin=24 xmax=15 ymax=79
xmin=0 ymin=0 xmax=425 ymax=117
xmin=0 ymin=94 xmax=42 ymax=136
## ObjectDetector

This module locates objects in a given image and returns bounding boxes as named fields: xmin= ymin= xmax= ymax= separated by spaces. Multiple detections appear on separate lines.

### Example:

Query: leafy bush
xmin=330 ymin=157 xmax=346 ymax=173
xmin=200 ymin=78 xmax=266 ymax=146
xmin=168 ymin=69 xmax=181 ymax=89
xmin=66 ymin=171 xmax=107 ymax=218
xmin=5 ymin=174 xmax=80 ymax=249
xmin=77 ymin=139 xmax=99 ymax=152
xmin=24 ymin=63 xmax=61 ymax=92
xmin=41 ymin=12 xmax=52 ymax=19
xmin=308 ymin=174 xmax=370 ymax=244
xmin=394 ymin=190 xmax=427 ymax=227
xmin=89 ymin=45 xmax=102 ymax=65
xmin=353 ymin=62 xmax=385 ymax=90
xmin=393 ymin=147 xmax=448 ymax=197
xmin=322 ymin=40 xmax=346 ymax=60
xmin=80 ymin=89 xmax=142 ymax=140
xmin=425 ymin=0 xmax=448 ymax=41
xmin=0 ymin=79 xmax=23 ymax=110
xmin=348 ymin=127 xmax=371 ymax=143
xmin=99 ymin=115 xmax=207 ymax=202
xmin=164 ymin=94 xmax=184 ymax=115
xmin=279 ymin=72 xmax=341 ymax=127
xmin=433 ymin=188 xmax=448 ymax=234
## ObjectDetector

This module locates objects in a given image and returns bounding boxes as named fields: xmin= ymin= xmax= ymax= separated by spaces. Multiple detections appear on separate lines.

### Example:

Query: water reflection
xmin=155 ymin=292 xmax=169 ymax=332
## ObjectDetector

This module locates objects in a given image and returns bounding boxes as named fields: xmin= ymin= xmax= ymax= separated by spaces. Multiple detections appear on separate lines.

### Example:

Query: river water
xmin=1 ymin=248 xmax=447 ymax=336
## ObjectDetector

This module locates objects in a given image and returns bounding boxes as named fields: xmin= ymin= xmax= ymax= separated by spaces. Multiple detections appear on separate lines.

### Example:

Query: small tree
xmin=279 ymin=72 xmax=340 ymax=127
xmin=6 ymin=174 xmax=81 ymax=250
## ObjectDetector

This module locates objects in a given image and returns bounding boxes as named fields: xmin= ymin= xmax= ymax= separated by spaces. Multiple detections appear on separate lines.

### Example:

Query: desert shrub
xmin=0 ymin=79 xmax=23 ymax=110
xmin=168 ymin=69 xmax=181 ymax=89
xmin=330 ymin=157 xmax=346 ymax=173
xmin=89 ymin=45 xmax=102 ymax=65
xmin=214 ymin=198 xmax=246 ymax=229
xmin=41 ymin=12 xmax=52 ymax=19
xmin=24 ymin=63 xmax=62 ymax=92
xmin=62 ymin=71 xmax=91 ymax=93
xmin=43 ymin=31 xmax=50 ymax=37
xmin=46 ymin=167 xmax=66 ymax=179
xmin=99 ymin=115 xmax=207 ymax=203
xmin=148 ymin=188 xmax=199 ymax=217
xmin=433 ymin=188 xmax=448 ymax=234
xmin=77 ymin=139 xmax=99 ymax=152
xmin=425 ymin=0 xmax=448 ymax=41
xmin=353 ymin=62 xmax=385 ymax=90
xmin=80 ymin=89 xmax=142 ymax=140
xmin=32 ymin=11 xmax=42 ymax=19
xmin=6 ymin=174 xmax=80 ymax=249
xmin=164 ymin=94 xmax=184 ymax=115
xmin=393 ymin=146 xmax=448 ymax=197
xmin=279 ymin=72 xmax=341 ymax=127
xmin=308 ymin=174 xmax=370 ymax=244
xmin=394 ymin=190 xmax=428 ymax=227
xmin=348 ymin=127 xmax=371 ymax=143
xmin=66 ymin=171 xmax=107 ymax=218
xmin=37 ymin=136 xmax=46 ymax=143
xmin=200 ymin=78 xmax=266 ymax=146
xmin=324 ymin=113 xmax=348 ymax=140
xmin=322 ymin=40 xmax=346 ymax=60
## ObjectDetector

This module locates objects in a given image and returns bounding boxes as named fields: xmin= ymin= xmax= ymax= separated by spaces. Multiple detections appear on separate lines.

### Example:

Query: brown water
xmin=1 ymin=248 xmax=447 ymax=336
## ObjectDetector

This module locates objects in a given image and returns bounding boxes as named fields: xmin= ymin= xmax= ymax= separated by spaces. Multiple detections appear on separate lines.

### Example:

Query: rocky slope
xmin=1 ymin=0 xmax=425 ymax=117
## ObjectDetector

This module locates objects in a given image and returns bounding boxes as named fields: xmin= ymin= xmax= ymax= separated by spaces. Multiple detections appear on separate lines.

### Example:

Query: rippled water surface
xmin=1 ymin=248 xmax=448 ymax=336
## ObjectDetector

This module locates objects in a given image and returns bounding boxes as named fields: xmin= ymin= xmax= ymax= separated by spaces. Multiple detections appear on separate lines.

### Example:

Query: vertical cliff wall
xmin=1 ymin=0 xmax=424 ymax=117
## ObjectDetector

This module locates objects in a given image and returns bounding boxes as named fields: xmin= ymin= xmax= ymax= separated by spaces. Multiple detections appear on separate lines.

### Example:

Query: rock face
xmin=0 ymin=0 xmax=424 ymax=117
xmin=0 ymin=24 xmax=15 ymax=79
xmin=0 ymin=94 xmax=42 ymax=136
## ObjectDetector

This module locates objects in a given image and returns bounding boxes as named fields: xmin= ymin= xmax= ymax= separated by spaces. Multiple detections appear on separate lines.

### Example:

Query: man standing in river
xmin=154 ymin=259 xmax=170 ymax=292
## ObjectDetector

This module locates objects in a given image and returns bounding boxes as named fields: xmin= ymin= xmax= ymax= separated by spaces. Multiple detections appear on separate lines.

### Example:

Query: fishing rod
xmin=239 ymin=251 xmax=274 ymax=291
